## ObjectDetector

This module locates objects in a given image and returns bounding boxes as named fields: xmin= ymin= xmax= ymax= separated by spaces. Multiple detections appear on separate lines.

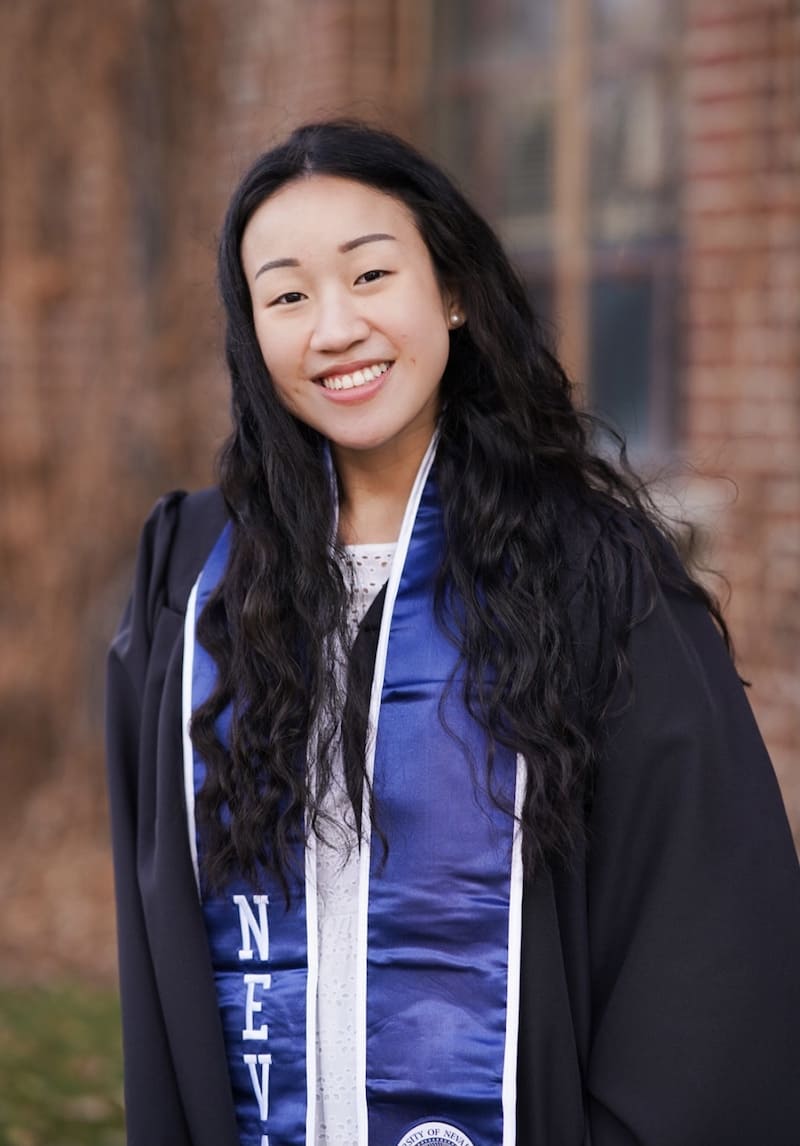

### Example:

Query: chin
xmin=333 ymin=435 xmax=390 ymax=452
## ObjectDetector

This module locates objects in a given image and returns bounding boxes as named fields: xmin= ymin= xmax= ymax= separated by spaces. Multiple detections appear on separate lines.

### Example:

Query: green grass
xmin=0 ymin=984 xmax=125 ymax=1146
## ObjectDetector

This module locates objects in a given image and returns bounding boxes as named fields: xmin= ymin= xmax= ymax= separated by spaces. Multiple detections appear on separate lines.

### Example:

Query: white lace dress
xmin=314 ymin=543 xmax=395 ymax=1146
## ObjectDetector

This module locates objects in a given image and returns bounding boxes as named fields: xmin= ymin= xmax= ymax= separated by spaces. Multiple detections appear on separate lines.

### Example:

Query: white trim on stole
xmin=502 ymin=755 xmax=526 ymax=1145
xmin=354 ymin=434 xmax=440 ymax=1145
xmin=182 ymin=575 xmax=202 ymax=898
xmin=304 ymin=787 xmax=320 ymax=1145
xmin=353 ymin=432 xmax=524 ymax=1146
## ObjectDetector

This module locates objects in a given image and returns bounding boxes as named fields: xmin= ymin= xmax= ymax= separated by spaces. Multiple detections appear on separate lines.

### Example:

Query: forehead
xmin=240 ymin=174 xmax=423 ymax=268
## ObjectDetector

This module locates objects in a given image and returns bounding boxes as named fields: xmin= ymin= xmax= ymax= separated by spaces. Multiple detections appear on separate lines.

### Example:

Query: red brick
xmin=684 ymin=174 xmax=776 ymax=214
xmin=731 ymin=397 xmax=799 ymax=435
xmin=690 ymin=256 xmax=750 ymax=289
xmin=683 ymin=94 xmax=776 ymax=137
xmin=686 ymin=133 xmax=771 ymax=177
xmin=732 ymin=325 xmax=798 ymax=365
xmin=725 ymin=435 xmax=799 ymax=473
xmin=685 ymin=17 xmax=772 ymax=65
xmin=687 ymin=212 xmax=788 ymax=249
xmin=689 ymin=326 xmax=740 ymax=365
xmin=685 ymin=57 xmax=775 ymax=102
xmin=686 ymin=367 xmax=731 ymax=398
xmin=687 ymin=0 xmax=787 ymax=29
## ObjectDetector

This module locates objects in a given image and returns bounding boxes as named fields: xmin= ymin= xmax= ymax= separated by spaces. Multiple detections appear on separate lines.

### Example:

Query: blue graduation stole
xmin=183 ymin=439 xmax=525 ymax=1146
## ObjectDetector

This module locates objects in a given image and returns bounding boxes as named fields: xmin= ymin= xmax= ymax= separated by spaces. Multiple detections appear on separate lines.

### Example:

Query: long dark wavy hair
xmin=191 ymin=119 xmax=729 ymax=896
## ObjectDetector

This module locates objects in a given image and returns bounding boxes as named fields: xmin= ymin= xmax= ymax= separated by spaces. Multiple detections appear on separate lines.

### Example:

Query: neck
xmin=333 ymin=428 xmax=434 ymax=545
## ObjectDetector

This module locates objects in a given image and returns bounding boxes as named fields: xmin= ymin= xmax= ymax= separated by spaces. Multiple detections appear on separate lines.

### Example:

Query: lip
xmin=315 ymin=362 xmax=393 ymax=405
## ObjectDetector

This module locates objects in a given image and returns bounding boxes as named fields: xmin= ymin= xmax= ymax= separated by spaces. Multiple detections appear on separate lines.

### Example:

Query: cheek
xmin=251 ymin=330 xmax=299 ymax=410
xmin=267 ymin=376 xmax=306 ymax=423
xmin=255 ymin=325 xmax=290 ymax=377
xmin=405 ymin=295 xmax=449 ymax=353
xmin=428 ymin=318 xmax=452 ymax=373
xmin=253 ymin=322 xmax=271 ymax=365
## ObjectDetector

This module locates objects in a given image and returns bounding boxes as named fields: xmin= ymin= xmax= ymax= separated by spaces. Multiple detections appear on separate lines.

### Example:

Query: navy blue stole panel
xmin=362 ymin=473 xmax=522 ymax=1146
xmin=185 ymin=522 xmax=313 ymax=1146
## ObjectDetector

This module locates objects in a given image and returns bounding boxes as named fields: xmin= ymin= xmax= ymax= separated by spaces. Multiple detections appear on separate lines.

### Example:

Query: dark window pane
xmin=431 ymin=90 xmax=486 ymax=202
xmin=525 ymin=277 xmax=554 ymax=326
xmin=592 ymin=0 xmax=676 ymax=49
xmin=589 ymin=276 xmax=653 ymax=444
xmin=496 ymin=0 xmax=556 ymax=57
xmin=502 ymin=98 xmax=554 ymax=216
xmin=433 ymin=0 xmax=485 ymax=65
xmin=435 ymin=0 xmax=556 ymax=63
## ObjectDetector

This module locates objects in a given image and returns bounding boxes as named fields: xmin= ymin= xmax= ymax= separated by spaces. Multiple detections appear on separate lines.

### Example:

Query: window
xmin=428 ymin=0 xmax=681 ymax=454
xmin=430 ymin=0 xmax=557 ymax=328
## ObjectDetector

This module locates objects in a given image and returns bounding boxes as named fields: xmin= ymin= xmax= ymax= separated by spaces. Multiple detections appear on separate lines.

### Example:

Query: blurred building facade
xmin=0 ymin=0 xmax=797 ymax=978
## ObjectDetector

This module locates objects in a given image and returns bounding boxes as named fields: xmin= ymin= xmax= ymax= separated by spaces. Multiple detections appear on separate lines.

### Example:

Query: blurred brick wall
xmin=1 ymin=1 xmax=226 ymax=816
xmin=0 ymin=0 xmax=427 ymax=790
xmin=682 ymin=0 xmax=800 ymax=834
xmin=0 ymin=0 xmax=420 ymax=980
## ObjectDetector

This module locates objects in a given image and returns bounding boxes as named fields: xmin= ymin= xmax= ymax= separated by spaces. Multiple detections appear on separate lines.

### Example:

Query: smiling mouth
xmin=316 ymin=361 xmax=392 ymax=391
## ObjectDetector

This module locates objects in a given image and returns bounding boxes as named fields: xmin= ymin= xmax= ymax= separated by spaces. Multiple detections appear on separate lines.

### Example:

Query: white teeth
xmin=321 ymin=361 xmax=390 ymax=391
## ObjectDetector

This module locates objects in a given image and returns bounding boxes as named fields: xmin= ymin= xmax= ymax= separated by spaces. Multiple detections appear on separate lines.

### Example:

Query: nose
xmin=309 ymin=287 xmax=370 ymax=353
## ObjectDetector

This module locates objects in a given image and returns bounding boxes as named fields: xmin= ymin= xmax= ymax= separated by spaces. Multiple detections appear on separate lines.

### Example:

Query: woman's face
xmin=240 ymin=175 xmax=458 ymax=465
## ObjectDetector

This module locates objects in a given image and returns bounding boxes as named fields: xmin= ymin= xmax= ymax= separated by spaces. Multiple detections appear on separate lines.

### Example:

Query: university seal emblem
xmin=397 ymin=1122 xmax=475 ymax=1146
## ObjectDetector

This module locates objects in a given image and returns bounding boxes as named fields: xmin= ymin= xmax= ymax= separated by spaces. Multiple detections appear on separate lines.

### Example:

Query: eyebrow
xmin=339 ymin=232 xmax=396 ymax=253
xmin=253 ymin=233 xmax=396 ymax=280
xmin=254 ymin=256 xmax=299 ymax=280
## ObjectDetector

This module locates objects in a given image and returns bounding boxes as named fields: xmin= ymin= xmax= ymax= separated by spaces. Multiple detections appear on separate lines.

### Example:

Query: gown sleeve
xmin=578 ymin=537 xmax=800 ymax=1145
xmin=105 ymin=492 xmax=195 ymax=1144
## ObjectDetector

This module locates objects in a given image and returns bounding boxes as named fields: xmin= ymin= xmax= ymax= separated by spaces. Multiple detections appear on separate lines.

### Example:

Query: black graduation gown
xmin=105 ymin=487 xmax=800 ymax=1146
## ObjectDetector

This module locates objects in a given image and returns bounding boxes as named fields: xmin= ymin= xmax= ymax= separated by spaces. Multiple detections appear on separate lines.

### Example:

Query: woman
xmin=106 ymin=121 xmax=800 ymax=1146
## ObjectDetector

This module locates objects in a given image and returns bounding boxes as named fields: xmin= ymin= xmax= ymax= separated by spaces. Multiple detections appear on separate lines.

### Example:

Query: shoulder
xmin=552 ymin=487 xmax=708 ymax=701
xmin=161 ymin=487 xmax=229 ymax=613
xmin=556 ymin=488 xmax=690 ymax=616
xmin=114 ymin=486 xmax=228 ymax=653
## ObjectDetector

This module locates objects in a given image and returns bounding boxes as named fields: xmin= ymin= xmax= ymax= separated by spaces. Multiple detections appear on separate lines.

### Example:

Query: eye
xmin=355 ymin=269 xmax=388 ymax=285
xmin=268 ymin=290 xmax=306 ymax=307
